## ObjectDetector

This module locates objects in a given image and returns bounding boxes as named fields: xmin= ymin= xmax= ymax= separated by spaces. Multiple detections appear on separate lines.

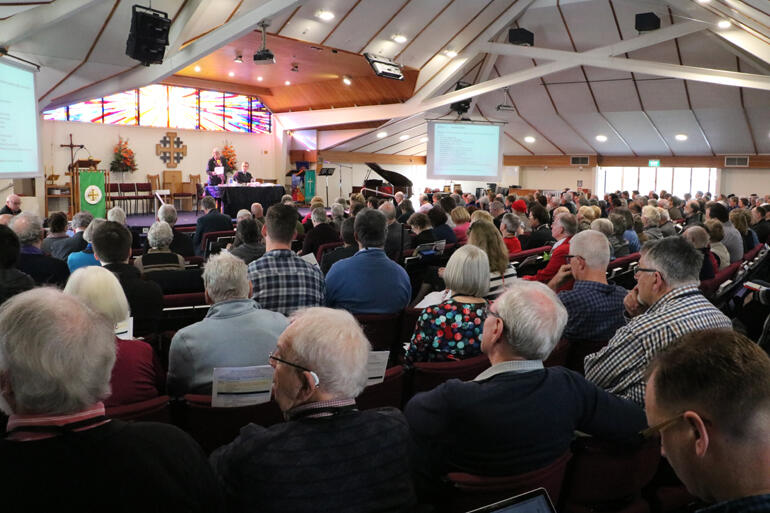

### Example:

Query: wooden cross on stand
xmin=156 ymin=131 xmax=187 ymax=168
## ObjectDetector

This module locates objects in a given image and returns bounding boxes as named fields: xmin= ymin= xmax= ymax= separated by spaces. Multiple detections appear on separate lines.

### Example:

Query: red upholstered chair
xmin=199 ymin=229 xmax=235 ymax=257
xmin=356 ymin=366 xmax=406 ymax=410
xmin=160 ymin=292 xmax=209 ymax=332
xmin=354 ymin=312 xmax=403 ymax=364
xmin=509 ymin=246 xmax=552 ymax=264
xmin=442 ymin=451 xmax=572 ymax=513
xmin=411 ymin=354 xmax=491 ymax=395
xmin=316 ymin=241 xmax=343 ymax=263
xmin=559 ymin=437 xmax=661 ymax=513
xmin=118 ymin=183 xmax=137 ymax=214
xmin=400 ymin=307 xmax=422 ymax=345
xmin=699 ymin=261 xmax=741 ymax=299
xmin=179 ymin=395 xmax=283 ymax=454
xmin=105 ymin=395 xmax=171 ymax=423
xmin=184 ymin=255 xmax=205 ymax=267
xmin=743 ymin=243 xmax=763 ymax=262
xmin=134 ymin=182 xmax=154 ymax=214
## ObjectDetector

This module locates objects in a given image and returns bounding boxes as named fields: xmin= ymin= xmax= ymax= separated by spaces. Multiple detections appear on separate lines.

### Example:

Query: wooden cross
xmin=60 ymin=133 xmax=84 ymax=173
xmin=156 ymin=131 xmax=187 ymax=168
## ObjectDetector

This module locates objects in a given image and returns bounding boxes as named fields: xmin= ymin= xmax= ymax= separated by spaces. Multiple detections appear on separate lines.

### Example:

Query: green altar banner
xmin=79 ymin=170 xmax=106 ymax=218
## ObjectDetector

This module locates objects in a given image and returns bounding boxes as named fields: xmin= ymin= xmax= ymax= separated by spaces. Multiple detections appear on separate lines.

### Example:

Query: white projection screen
xmin=0 ymin=58 xmax=42 ymax=178
xmin=426 ymin=121 xmax=502 ymax=182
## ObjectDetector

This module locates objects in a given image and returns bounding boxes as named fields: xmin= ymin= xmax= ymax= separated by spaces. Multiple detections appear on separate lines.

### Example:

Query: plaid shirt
xmin=247 ymin=249 xmax=325 ymax=317
xmin=698 ymin=494 xmax=770 ymax=513
xmin=558 ymin=280 xmax=628 ymax=341
xmin=584 ymin=284 xmax=731 ymax=406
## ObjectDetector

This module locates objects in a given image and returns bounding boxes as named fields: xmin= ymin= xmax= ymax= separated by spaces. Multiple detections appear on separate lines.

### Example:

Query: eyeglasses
xmin=566 ymin=254 xmax=582 ymax=264
xmin=639 ymin=413 xmax=684 ymax=439
xmin=634 ymin=267 xmax=658 ymax=277
xmin=268 ymin=352 xmax=311 ymax=373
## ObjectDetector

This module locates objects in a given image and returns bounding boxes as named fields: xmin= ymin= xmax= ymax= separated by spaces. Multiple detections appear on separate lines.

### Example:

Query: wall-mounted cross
xmin=156 ymin=131 xmax=187 ymax=168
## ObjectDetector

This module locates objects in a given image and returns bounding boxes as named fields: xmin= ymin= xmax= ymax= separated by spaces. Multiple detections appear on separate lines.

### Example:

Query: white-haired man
xmin=378 ymin=201 xmax=410 ymax=261
xmin=0 ymin=194 xmax=21 ymax=216
xmin=10 ymin=212 xmax=70 ymax=287
xmin=0 ymin=288 xmax=222 ymax=511
xmin=142 ymin=204 xmax=194 ymax=257
xmin=210 ymin=307 xmax=415 ymax=512
xmin=547 ymin=230 xmax=627 ymax=341
xmin=404 ymin=280 xmax=647 ymax=503
xmin=300 ymin=207 xmax=339 ymax=257
xmin=168 ymin=253 xmax=287 ymax=396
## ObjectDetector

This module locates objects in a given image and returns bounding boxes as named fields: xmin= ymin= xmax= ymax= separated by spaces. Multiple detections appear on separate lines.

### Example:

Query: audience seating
xmin=411 ymin=354 xmax=491 ymax=395
xmin=107 ymin=182 xmax=132 ymax=212
xmin=199 ymin=230 xmax=235 ymax=257
xmin=146 ymin=268 xmax=204 ymax=295
xmin=105 ymin=395 xmax=172 ymax=423
xmin=355 ymin=313 xmax=403 ymax=363
xmin=356 ymin=366 xmax=406 ymax=410
xmin=160 ymin=292 xmax=209 ymax=332
xmin=743 ymin=243 xmax=764 ymax=262
xmin=509 ymin=246 xmax=552 ymax=264
xmin=400 ymin=307 xmax=422 ymax=345
xmin=443 ymin=451 xmax=572 ymax=513
xmin=119 ymin=183 xmax=138 ymax=214
xmin=134 ymin=182 xmax=154 ymax=213
xmin=315 ymin=241 xmax=343 ymax=263
xmin=700 ymin=261 xmax=741 ymax=299
xmin=178 ymin=395 xmax=284 ymax=454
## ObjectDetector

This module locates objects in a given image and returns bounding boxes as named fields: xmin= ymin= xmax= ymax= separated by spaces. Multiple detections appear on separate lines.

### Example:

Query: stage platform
xmin=126 ymin=207 xmax=315 ymax=229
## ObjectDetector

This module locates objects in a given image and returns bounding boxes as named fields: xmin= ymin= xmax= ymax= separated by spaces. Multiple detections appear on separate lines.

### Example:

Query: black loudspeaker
xmin=450 ymin=81 xmax=472 ymax=115
xmin=635 ymin=12 xmax=660 ymax=32
xmin=508 ymin=28 xmax=534 ymax=47
xmin=126 ymin=5 xmax=171 ymax=66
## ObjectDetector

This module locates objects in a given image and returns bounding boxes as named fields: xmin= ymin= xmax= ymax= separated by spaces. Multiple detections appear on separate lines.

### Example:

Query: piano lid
xmin=365 ymin=162 xmax=413 ymax=187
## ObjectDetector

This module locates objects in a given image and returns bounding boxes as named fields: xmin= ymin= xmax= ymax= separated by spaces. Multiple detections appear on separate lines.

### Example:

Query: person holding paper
xmin=206 ymin=147 xmax=229 ymax=186
xmin=210 ymin=307 xmax=416 ymax=513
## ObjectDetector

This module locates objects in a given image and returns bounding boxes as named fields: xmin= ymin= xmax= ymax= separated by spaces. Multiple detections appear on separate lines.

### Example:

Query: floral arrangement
xmin=109 ymin=137 xmax=137 ymax=173
xmin=222 ymin=142 xmax=237 ymax=170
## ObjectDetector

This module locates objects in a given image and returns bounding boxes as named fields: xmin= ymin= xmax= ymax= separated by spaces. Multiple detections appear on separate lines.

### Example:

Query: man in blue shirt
xmin=547 ymin=229 xmax=627 ymax=341
xmin=325 ymin=208 xmax=411 ymax=314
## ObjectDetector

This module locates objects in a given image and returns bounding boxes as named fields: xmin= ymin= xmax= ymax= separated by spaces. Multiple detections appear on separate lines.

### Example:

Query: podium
xmin=68 ymin=159 xmax=101 ymax=214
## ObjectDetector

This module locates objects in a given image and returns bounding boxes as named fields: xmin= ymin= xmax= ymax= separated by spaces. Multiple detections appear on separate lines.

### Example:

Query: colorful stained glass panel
xmin=68 ymin=99 xmax=102 ymax=123
xmin=224 ymin=93 xmax=250 ymax=132
xmin=139 ymin=85 xmax=168 ymax=127
xmin=168 ymin=86 xmax=198 ymax=130
xmin=200 ymin=90 xmax=224 ymax=131
xmin=43 ymin=107 xmax=67 ymax=121
xmin=103 ymin=90 xmax=138 ymax=125
xmin=250 ymin=97 xmax=271 ymax=134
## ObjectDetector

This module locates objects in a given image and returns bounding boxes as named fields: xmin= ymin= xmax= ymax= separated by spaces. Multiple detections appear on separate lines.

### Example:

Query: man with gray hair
xmin=418 ymin=193 xmax=433 ymax=213
xmin=167 ymin=253 xmax=288 ymax=396
xmin=10 ymin=212 xmax=69 ymax=286
xmin=378 ymin=201 xmax=410 ymax=261
xmin=0 ymin=288 xmax=222 ymax=510
xmin=250 ymin=202 xmax=265 ymax=224
xmin=50 ymin=210 xmax=93 ymax=260
xmin=490 ymin=200 xmax=506 ymax=229
xmin=300 ymin=207 xmax=339 ymax=258
xmin=141 ymin=204 xmax=194 ymax=257
xmin=325 ymin=208 xmax=411 ymax=313
xmin=585 ymin=237 xmax=732 ymax=406
xmin=547 ymin=230 xmax=627 ymax=341
xmin=405 ymin=280 xmax=647 ymax=503
xmin=133 ymin=221 xmax=185 ymax=274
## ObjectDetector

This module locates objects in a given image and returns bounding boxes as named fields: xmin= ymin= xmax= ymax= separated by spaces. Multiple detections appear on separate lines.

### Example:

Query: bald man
xmin=0 ymin=194 xmax=21 ymax=216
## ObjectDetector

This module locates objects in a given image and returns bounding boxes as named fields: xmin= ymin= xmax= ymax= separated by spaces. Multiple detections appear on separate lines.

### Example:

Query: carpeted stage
xmin=126 ymin=207 xmax=316 ymax=230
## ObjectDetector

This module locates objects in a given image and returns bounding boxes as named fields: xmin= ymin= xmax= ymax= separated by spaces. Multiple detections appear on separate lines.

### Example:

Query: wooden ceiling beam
xmin=163 ymin=75 xmax=272 ymax=96
xmin=319 ymin=150 xmax=425 ymax=165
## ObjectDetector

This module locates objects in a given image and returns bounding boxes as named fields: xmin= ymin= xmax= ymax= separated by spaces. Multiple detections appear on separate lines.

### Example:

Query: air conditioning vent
xmin=724 ymin=156 xmax=749 ymax=167
xmin=570 ymin=156 xmax=589 ymax=166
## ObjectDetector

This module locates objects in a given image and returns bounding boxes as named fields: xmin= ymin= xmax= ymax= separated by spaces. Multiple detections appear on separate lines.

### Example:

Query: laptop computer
xmin=465 ymin=488 xmax=557 ymax=513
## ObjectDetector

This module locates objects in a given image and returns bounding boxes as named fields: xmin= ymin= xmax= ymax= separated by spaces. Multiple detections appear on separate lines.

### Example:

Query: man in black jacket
xmin=0 ymin=225 xmax=34 ymax=305
xmin=51 ymin=211 xmax=92 ymax=260
xmin=142 ymin=204 xmax=194 ymax=257
xmin=194 ymin=196 xmax=233 ymax=256
xmin=525 ymin=203 xmax=556 ymax=249
xmin=92 ymin=221 xmax=162 ymax=337
xmin=10 ymin=212 xmax=69 ymax=287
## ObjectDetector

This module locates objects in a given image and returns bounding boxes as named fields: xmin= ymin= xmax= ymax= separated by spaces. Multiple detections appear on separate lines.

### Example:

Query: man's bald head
xmin=5 ymin=194 xmax=21 ymax=214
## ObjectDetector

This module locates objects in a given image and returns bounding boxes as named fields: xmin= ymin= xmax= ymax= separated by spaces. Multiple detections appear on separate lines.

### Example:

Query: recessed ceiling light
xmin=194 ymin=65 xmax=201 ymax=72
xmin=315 ymin=9 xmax=335 ymax=21
xmin=444 ymin=49 xmax=458 ymax=58
xmin=595 ymin=134 xmax=608 ymax=142
xmin=284 ymin=80 xmax=291 ymax=86
xmin=228 ymin=71 xmax=235 ymax=77
xmin=696 ymin=0 xmax=710 ymax=3
xmin=400 ymin=134 xmax=410 ymax=141
xmin=377 ymin=131 xmax=388 ymax=139
xmin=391 ymin=34 xmax=408 ymax=44
xmin=717 ymin=20 xmax=731 ymax=29
xmin=675 ymin=134 xmax=688 ymax=141
xmin=420 ymin=137 xmax=428 ymax=143
xmin=257 ymin=76 xmax=263 ymax=82
xmin=524 ymin=136 xmax=536 ymax=144
xmin=342 ymin=75 xmax=352 ymax=86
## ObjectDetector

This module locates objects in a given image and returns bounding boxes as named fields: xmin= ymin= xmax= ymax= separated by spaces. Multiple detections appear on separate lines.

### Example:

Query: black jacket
xmin=48 ymin=231 xmax=87 ymax=260
xmin=104 ymin=263 xmax=163 ymax=337
xmin=16 ymin=249 xmax=70 ymax=287
xmin=193 ymin=210 xmax=233 ymax=255
xmin=525 ymin=224 xmax=556 ymax=250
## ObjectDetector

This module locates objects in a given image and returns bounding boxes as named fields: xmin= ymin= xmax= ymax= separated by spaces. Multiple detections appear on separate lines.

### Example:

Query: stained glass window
xmin=43 ymin=107 xmax=67 ymax=121
xmin=68 ymin=99 xmax=103 ymax=123
xmin=139 ymin=84 xmax=168 ymax=127
xmin=200 ymin=90 xmax=224 ymax=131
xmin=250 ymin=97 xmax=271 ymax=134
xmin=224 ymin=93 xmax=250 ymax=132
xmin=169 ymin=86 xmax=198 ymax=130
xmin=103 ymin=90 xmax=138 ymax=125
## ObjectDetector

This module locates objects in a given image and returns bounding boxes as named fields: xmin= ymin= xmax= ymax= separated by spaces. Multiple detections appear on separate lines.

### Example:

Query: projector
xmin=364 ymin=53 xmax=404 ymax=80
xmin=496 ymin=104 xmax=516 ymax=112
xmin=253 ymin=49 xmax=275 ymax=64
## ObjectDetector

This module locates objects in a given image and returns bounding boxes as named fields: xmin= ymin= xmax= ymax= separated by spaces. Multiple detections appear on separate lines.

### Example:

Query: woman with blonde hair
xmin=471 ymin=209 xmax=494 ymax=224
xmin=577 ymin=205 xmax=597 ymax=232
xmin=729 ymin=208 xmax=758 ymax=253
xmin=450 ymin=206 xmax=471 ymax=244
xmin=468 ymin=220 xmax=517 ymax=300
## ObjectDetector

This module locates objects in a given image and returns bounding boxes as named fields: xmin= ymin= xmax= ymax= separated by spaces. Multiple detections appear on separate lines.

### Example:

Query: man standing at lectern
xmin=0 ymin=194 xmax=22 ymax=216
xmin=206 ymin=148 xmax=229 ymax=186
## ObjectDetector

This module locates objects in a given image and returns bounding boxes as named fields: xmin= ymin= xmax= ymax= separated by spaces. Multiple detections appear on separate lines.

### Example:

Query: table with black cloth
xmin=205 ymin=185 xmax=285 ymax=218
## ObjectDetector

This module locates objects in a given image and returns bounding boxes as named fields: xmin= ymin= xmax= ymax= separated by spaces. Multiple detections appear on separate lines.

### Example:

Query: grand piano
xmin=353 ymin=162 xmax=413 ymax=200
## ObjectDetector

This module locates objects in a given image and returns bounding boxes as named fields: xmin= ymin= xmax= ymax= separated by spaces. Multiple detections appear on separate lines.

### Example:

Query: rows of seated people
xmin=0 ymin=187 xmax=769 ymax=512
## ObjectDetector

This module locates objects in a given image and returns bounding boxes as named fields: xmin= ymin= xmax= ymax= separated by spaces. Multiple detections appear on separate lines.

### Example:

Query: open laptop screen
xmin=466 ymin=488 xmax=557 ymax=513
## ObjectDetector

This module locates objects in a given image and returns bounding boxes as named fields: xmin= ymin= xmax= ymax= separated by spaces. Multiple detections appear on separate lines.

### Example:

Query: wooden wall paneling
xmin=319 ymin=151 xmax=426 ymax=165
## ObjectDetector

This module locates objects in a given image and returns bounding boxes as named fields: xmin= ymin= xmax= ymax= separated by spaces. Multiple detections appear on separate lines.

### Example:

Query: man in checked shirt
xmin=584 ymin=236 xmax=731 ymax=406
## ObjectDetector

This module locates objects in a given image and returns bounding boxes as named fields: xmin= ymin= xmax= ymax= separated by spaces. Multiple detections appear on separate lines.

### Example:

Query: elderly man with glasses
xmin=210 ymin=307 xmax=415 ymax=513
xmin=643 ymin=329 xmax=770 ymax=513
xmin=584 ymin=237 xmax=731 ymax=407
xmin=404 ymin=280 xmax=646 ymax=505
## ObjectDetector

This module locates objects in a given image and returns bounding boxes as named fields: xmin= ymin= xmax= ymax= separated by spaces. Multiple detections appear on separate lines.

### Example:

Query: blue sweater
xmin=325 ymin=248 xmax=411 ymax=314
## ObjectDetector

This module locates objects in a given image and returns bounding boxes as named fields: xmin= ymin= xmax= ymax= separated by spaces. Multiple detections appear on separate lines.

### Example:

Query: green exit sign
xmin=648 ymin=159 xmax=661 ymax=167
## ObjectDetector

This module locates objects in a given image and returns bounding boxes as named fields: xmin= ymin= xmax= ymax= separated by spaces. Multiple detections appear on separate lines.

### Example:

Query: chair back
xmin=356 ymin=366 xmax=406 ymax=410
xmin=189 ymin=174 xmax=201 ymax=186
xmin=565 ymin=339 xmax=609 ymax=375
xmin=160 ymin=292 xmax=209 ymax=331
xmin=135 ymin=182 xmax=152 ymax=193
xmin=400 ymin=307 xmax=422 ymax=345
xmin=118 ymin=183 xmax=136 ymax=194
xmin=316 ymin=241 xmax=343 ymax=263
xmin=180 ymin=395 xmax=283 ymax=454
xmin=509 ymin=246 xmax=552 ymax=263
xmin=107 ymin=182 xmax=120 ymax=193
xmin=200 ymin=229 xmax=235 ymax=255
xmin=743 ymin=243 xmax=763 ymax=262
xmin=444 ymin=451 xmax=572 ymax=513
xmin=354 ymin=313 xmax=403 ymax=363
xmin=700 ymin=261 xmax=741 ymax=298
xmin=146 ymin=268 xmax=204 ymax=294
xmin=412 ymin=354 xmax=491 ymax=395
xmin=147 ymin=174 xmax=161 ymax=191
xmin=105 ymin=395 xmax=171 ymax=423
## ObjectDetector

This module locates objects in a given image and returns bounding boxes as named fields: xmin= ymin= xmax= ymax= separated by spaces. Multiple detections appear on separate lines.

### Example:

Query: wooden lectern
xmin=69 ymin=159 xmax=101 ymax=212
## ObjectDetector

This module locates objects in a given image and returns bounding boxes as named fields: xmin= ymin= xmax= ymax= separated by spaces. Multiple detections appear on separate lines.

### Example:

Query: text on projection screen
xmin=428 ymin=122 xmax=501 ymax=181
xmin=0 ymin=59 xmax=41 ymax=178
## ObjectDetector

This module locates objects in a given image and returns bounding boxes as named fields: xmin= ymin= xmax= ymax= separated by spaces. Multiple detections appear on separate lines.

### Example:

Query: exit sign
xmin=648 ymin=159 xmax=661 ymax=167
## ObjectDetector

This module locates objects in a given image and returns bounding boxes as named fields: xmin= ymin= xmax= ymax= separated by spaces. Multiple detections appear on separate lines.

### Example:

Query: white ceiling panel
xmin=687 ymin=82 xmax=742 ymax=109
xmin=589 ymin=79 xmax=641 ymax=112
xmin=561 ymin=112 xmax=631 ymax=155
xmin=282 ymin=0 xmax=377 ymax=47
xmin=525 ymin=112 xmax=596 ymax=154
xmin=602 ymin=110 xmax=672 ymax=155
xmin=741 ymin=86 xmax=770 ymax=108
xmin=694 ymin=108 xmax=756 ymax=155
xmin=745 ymin=107 xmax=770 ymax=154
xmin=676 ymin=31 xmax=738 ymax=71
xmin=647 ymin=110 xmax=713 ymax=156
xmin=636 ymin=78 xmax=689 ymax=110
xmin=546 ymin=82 xmax=599 ymax=114
xmin=396 ymin=143 xmax=428 ymax=155
xmin=359 ymin=0 xmax=452 ymax=57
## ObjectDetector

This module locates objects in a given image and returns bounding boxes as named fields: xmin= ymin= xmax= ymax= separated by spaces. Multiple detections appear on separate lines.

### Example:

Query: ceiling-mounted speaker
xmin=450 ymin=81 xmax=472 ymax=115
xmin=126 ymin=4 xmax=171 ymax=66
xmin=508 ymin=28 xmax=534 ymax=46
xmin=635 ymin=12 xmax=660 ymax=33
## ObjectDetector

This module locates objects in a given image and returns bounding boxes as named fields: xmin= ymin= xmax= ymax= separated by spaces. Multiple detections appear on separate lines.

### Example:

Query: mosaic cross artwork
xmin=155 ymin=131 xmax=187 ymax=168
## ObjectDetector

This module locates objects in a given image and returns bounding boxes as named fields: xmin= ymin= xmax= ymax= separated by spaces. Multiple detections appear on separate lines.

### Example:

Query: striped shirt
xmin=247 ymin=249 xmax=325 ymax=317
xmin=486 ymin=264 xmax=518 ymax=300
xmin=584 ymin=284 xmax=731 ymax=405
